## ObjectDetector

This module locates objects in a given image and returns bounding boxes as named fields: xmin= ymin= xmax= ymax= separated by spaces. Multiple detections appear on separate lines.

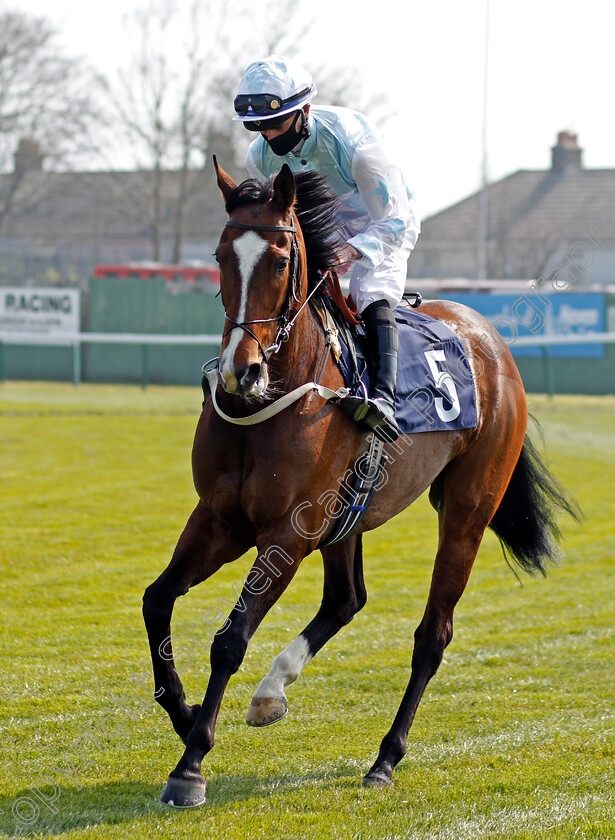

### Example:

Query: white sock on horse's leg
xmin=246 ymin=635 xmax=312 ymax=726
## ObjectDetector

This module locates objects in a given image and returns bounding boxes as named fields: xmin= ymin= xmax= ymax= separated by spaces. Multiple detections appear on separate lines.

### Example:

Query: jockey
xmin=232 ymin=55 xmax=420 ymax=441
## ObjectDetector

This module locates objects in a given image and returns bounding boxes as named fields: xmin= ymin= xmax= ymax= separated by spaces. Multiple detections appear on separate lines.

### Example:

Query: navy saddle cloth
xmin=337 ymin=304 xmax=478 ymax=435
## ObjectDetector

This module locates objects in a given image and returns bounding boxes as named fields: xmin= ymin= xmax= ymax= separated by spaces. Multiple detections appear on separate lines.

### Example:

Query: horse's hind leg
xmin=142 ymin=501 xmax=251 ymax=742
xmin=246 ymin=535 xmax=366 ymax=725
xmin=363 ymin=418 xmax=525 ymax=788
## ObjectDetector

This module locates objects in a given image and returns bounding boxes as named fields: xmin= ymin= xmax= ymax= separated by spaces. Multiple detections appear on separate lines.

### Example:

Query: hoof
xmin=246 ymin=696 xmax=288 ymax=727
xmin=362 ymin=770 xmax=393 ymax=789
xmin=160 ymin=774 xmax=207 ymax=808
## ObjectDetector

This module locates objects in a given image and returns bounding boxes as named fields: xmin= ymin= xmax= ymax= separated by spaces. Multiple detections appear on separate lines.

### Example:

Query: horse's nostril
xmin=238 ymin=363 xmax=262 ymax=390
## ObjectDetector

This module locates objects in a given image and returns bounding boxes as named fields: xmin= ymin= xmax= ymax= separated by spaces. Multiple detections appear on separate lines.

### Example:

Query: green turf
xmin=1 ymin=384 xmax=613 ymax=839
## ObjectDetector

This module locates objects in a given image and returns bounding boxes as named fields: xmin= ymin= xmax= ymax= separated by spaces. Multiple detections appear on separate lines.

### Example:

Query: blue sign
xmin=443 ymin=292 xmax=605 ymax=358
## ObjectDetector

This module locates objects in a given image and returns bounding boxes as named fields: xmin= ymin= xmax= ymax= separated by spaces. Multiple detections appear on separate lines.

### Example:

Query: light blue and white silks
xmin=246 ymin=105 xmax=421 ymax=314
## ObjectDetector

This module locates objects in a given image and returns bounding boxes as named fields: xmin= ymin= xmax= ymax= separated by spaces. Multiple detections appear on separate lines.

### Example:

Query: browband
xmin=225 ymin=221 xmax=296 ymax=233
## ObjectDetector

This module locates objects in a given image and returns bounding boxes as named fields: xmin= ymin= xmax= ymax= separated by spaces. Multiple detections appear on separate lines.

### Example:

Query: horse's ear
xmin=273 ymin=164 xmax=296 ymax=214
xmin=213 ymin=155 xmax=237 ymax=202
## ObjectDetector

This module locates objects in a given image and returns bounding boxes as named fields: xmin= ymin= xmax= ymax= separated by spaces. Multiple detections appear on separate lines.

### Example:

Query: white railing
xmin=1 ymin=330 xmax=614 ymax=390
xmin=0 ymin=331 xmax=220 ymax=387
xmin=512 ymin=331 xmax=615 ymax=347
xmin=0 ymin=331 xmax=220 ymax=346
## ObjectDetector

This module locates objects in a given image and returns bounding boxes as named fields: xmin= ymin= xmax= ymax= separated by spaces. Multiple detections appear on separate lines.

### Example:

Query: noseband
xmin=222 ymin=219 xmax=326 ymax=362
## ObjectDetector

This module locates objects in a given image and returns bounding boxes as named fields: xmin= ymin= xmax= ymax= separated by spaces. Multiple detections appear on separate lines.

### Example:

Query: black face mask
xmin=266 ymin=110 xmax=309 ymax=156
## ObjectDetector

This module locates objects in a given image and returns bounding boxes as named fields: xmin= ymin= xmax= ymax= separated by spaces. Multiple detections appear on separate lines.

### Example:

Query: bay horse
xmin=142 ymin=160 xmax=578 ymax=807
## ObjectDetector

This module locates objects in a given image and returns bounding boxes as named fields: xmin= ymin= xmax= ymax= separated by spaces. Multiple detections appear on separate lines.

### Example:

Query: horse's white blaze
xmin=220 ymin=231 xmax=268 ymax=384
xmin=251 ymin=634 xmax=312 ymax=700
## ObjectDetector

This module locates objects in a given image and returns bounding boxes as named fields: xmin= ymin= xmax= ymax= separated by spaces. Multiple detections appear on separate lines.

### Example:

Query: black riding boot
xmin=339 ymin=299 xmax=401 ymax=441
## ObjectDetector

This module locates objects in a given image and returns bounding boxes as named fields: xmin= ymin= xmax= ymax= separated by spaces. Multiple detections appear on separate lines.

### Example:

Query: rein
xmin=203 ymin=367 xmax=349 ymax=426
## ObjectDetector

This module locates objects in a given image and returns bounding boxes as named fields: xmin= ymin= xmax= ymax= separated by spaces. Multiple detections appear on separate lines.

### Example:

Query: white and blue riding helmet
xmin=233 ymin=55 xmax=316 ymax=131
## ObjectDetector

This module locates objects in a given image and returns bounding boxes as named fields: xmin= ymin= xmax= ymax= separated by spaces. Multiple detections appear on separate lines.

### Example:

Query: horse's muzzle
xmin=221 ymin=361 xmax=267 ymax=397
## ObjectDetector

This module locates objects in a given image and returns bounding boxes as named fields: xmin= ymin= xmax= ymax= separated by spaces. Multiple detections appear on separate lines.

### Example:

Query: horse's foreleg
xmin=142 ymin=501 xmax=251 ymax=742
xmin=246 ymin=535 xmax=366 ymax=726
xmin=159 ymin=535 xmax=306 ymax=808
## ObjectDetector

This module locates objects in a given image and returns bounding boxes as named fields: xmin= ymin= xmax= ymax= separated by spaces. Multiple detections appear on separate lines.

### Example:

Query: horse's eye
xmin=275 ymin=257 xmax=289 ymax=274
xmin=213 ymin=251 xmax=220 ymax=264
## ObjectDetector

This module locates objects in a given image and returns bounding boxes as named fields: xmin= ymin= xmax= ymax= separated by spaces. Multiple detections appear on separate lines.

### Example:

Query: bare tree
xmin=99 ymin=0 xmax=175 ymax=261
xmin=102 ymin=0 xmax=385 ymax=262
xmin=0 ymin=8 xmax=101 ymax=233
xmin=311 ymin=61 xmax=394 ymax=128
xmin=100 ymin=0 xmax=243 ymax=261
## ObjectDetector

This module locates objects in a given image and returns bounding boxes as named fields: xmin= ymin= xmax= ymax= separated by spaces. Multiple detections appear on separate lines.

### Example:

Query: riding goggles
xmin=234 ymin=87 xmax=312 ymax=119
xmin=241 ymin=112 xmax=295 ymax=132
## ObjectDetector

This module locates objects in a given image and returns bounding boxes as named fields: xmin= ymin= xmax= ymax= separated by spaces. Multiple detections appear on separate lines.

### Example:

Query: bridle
xmin=222 ymin=219 xmax=328 ymax=362
xmin=205 ymin=213 xmax=350 ymax=426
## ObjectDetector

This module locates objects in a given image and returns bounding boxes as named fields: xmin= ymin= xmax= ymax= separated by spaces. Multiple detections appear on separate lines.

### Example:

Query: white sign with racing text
xmin=0 ymin=287 xmax=81 ymax=335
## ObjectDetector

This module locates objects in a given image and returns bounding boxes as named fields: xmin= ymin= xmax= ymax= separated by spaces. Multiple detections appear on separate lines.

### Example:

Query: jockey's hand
xmin=335 ymin=243 xmax=363 ymax=276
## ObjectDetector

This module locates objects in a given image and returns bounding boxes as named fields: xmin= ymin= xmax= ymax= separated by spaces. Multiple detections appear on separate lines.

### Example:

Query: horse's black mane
xmin=224 ymin=170 xmax=342 ymax=291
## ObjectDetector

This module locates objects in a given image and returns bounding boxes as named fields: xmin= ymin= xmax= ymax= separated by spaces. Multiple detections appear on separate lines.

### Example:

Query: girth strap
xmin=318 ymin=434 xmax=388 ymax=546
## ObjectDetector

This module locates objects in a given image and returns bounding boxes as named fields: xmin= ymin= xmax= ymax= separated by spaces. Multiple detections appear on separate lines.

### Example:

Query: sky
xmin=10 ymin=0 xmax=615 ymax=218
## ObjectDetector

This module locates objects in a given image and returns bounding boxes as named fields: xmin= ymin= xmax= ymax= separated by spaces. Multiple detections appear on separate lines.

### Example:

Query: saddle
xmin=324 ymin=269 xmax=362 ymax=327
xmin=319 ymin=277 xmax=477 ymax=437
xmin=319 ymin=269 xmax=422 ymax=400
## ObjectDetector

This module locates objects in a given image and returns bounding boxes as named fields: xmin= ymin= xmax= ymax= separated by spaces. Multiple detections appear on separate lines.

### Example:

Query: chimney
xmin=551 ymin=130 xmax=582 ymax=174
xmin=13 ymin=139 xmax=44 ymax=175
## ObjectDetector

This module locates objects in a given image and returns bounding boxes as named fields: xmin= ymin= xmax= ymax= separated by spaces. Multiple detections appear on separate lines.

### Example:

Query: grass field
xmin=0 ymin=383 xmax=613 ymax=839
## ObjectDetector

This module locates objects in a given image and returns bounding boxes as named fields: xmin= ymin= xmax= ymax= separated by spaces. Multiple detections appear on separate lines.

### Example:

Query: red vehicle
xmin=93 ymin=263 xmax=220 ymax=284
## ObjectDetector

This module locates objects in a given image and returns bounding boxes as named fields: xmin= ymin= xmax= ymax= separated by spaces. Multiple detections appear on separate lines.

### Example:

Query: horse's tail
xmin=488 ymin=425 xmax=581 ymax=576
